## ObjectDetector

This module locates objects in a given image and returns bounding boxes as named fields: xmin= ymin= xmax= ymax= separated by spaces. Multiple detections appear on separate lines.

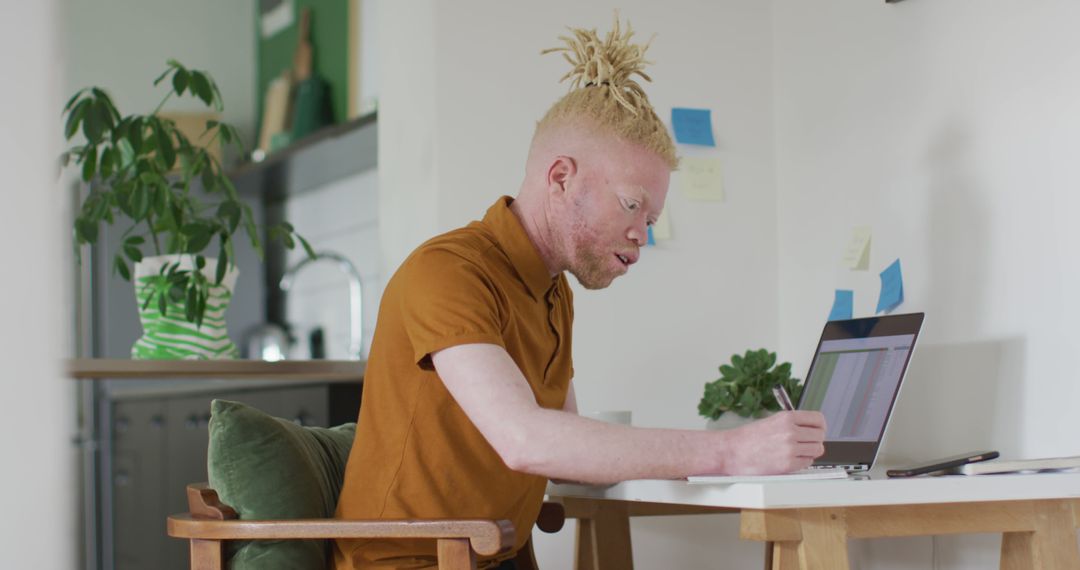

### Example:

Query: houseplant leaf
xmin=700 ymin=349 xmax=803 ymax=421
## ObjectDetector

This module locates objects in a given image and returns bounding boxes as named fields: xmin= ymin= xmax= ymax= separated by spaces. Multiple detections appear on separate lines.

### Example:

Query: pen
xmin=772 ymin=384 xmax=795 ymax=411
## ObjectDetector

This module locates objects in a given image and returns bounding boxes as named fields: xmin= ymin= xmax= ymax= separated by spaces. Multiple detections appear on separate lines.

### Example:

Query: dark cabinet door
xmin=109 ymin=384 xmax=341 ymax=570
xmin=111 ymin=398 xmax=166 ymax=570
xmin=160 ymin=393 xmax=213 ymax=570
xmin=272 ymin=385 xmax=330 ymax=427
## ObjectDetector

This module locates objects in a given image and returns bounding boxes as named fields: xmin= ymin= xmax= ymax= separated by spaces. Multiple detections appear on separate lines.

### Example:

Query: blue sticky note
xmin=671 ymin=108 xmax=716 ymax=146
xmin=829 ymin=290 xmax=854 ymax=321
xmin=876 ymin=259 xmax=904 ymax=313
xmin=646 ymin=226 xmax=656 ymax=246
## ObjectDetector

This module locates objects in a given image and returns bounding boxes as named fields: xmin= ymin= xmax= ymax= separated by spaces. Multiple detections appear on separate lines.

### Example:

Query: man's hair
xmin=537 ymin=16 xmax=678 ymax=170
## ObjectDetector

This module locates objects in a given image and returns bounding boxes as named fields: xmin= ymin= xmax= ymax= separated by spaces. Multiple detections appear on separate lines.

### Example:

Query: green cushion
xmin=207 ymin=399 xmax=356 ymax=570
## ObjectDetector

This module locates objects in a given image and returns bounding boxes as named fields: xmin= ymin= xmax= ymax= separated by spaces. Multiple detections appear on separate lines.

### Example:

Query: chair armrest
xmin=167 ymin=516 xmax=515 ymax=557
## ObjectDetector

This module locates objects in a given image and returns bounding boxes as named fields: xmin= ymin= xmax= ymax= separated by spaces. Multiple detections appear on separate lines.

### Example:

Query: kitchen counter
xmin=67 ymin=358 xmax=366 ymax=381
xmin=67 ymin=358 xmax=366 ymax=398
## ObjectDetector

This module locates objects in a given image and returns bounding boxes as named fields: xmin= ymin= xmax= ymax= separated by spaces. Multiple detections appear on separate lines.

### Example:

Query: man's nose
xmin=627 ymin=218 xmax=649 ymax=246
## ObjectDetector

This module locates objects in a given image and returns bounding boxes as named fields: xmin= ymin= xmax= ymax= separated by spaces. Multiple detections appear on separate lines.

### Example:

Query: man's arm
xmin=432 ymin=343 xmax=825 ymax=485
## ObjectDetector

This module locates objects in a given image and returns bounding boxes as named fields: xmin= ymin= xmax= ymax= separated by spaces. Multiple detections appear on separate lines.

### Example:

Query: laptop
xmin=687 ymin=313 xmax=925 ymax=484
xmin=799 ymin=312 xmax=925 ymax=472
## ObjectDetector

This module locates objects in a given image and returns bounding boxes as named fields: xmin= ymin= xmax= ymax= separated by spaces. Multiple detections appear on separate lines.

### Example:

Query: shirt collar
xmin=482 ymin=196 xmax=557 ymax=301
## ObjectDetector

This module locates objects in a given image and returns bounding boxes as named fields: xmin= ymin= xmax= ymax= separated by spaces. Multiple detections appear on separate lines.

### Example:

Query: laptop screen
xmin=798 ymin=313 xmax=924 ymax=466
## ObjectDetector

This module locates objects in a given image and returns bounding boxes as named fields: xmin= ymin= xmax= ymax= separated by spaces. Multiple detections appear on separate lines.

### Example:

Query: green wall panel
xmin=256 ymin=0 xmax=350 ymax=127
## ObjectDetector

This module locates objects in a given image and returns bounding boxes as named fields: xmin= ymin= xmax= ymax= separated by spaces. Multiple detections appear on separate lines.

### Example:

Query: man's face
xmin=557 ymin=143 xmax=670 ymax=290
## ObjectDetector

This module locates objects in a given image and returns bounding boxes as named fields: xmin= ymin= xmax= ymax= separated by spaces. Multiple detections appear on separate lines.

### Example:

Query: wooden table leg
xmin=1000 ymin=500 xmax=1080 ymax=570
xmin=575 ymin=517 xmax=596 ymax=570
xmin=764 ymin=540 xmax=801 ymax=570
xmin=566 ymin=499 xmax=634 ymax=570
xmin=589 ymin=501 xmax=634 ymax=570
xmin=793 ymin=508 xmax=849 ymax=570
xmin=743 ymin=508 xmax=850 ymax=570
xmin=771 ymin=541 xmax=801 ymax=570
xmin=559 ymin=497 xmax=728 ymax=570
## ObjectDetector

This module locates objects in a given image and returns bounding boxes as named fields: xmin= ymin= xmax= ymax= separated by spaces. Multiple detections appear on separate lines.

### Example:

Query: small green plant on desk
xmin=699 ymin=349 xmax=803 ymax=421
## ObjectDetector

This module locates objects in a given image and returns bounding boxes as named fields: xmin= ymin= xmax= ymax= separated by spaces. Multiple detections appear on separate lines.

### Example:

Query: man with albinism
xmin=333 ymin=17 xmax=826 ymax=570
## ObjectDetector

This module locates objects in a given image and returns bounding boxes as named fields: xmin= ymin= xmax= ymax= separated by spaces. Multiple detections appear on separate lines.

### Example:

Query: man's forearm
xmin=431 ymin=343 xmax=825 ymax=483
xmin=504 ymin=407 xmax=724 ymax=484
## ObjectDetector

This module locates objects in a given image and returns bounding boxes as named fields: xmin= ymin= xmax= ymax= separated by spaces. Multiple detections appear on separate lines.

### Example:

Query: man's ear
xmin=547 ymin=155 xmax=577 ymax=195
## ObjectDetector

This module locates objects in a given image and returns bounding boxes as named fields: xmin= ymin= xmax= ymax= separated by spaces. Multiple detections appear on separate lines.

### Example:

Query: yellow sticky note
xmin=841 ymin=226 xmax=872 ymax=270
xmin=678 ymin=157 xmax=724 ymax=201
xmin=652 ymin=207 xmax=672 ymax=240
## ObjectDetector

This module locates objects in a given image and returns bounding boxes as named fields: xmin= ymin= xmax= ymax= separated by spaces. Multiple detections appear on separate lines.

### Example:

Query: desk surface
xmin=548 ymin=470 xmax=1080 ymax=510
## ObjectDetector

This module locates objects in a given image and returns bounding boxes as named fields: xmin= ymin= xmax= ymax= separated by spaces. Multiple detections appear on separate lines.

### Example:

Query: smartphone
xmin=886 ymin=450 xmax=1000 ymax=478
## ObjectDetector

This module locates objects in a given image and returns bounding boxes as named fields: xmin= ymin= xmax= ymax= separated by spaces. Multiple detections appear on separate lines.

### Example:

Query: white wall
xmin=63 ymin=0 xmax=256 ymax=143
xmin=377 ymin=0 xmax=439 ymax=274
xmin=381 ymin=1 xmax=780 ymax=567
xmin=0 ymin=1 xmax=76 ymax=567
xmin=774 ymin=0 xmax=1080 ymax=567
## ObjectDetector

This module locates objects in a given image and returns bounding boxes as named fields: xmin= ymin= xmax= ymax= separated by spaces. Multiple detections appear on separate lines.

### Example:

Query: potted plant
xmin=61 ymin=60 xmax=312 ymax=359
xmin=698 ymin=349 xmax=803 ymax=429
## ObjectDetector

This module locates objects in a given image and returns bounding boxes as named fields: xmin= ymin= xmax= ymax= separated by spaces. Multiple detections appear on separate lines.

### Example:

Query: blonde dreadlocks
xmin=537 ymin=16 xmax=678 ymax=169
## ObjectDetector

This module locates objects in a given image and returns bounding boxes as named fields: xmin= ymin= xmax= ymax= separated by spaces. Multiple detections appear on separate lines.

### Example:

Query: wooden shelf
xmin=67 ymin=358 xmax=365 ymax=381
xmin=227 ymin=109 xmax=380 ymax=205
xmin=230 ymin=110 xmax=378 ymax=179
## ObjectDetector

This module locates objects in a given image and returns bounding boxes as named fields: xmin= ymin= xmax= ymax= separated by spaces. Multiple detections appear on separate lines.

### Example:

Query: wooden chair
xmin=167 ymin=399 xmax=567 ymax=569
xmin=168 ymin=484 xmax=566 ymax=570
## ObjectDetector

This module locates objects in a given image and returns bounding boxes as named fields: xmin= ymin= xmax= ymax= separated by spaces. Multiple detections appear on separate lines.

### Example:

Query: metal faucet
xmin=279 ymin=251 xmax=364 ymax=360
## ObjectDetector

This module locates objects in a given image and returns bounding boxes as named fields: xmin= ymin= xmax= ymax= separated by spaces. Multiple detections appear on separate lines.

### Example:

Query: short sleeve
xmin=397 ymin=247 xmax=506 ymax=369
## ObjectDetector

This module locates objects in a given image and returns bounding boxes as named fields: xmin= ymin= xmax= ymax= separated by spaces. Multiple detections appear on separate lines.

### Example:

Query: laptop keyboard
xmin=811 ymin=464 xmax=868 ymax=472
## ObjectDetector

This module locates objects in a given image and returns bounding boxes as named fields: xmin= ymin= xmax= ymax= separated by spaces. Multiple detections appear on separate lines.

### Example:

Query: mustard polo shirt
xmin=333 ymin=196 xmax=574 ymax=569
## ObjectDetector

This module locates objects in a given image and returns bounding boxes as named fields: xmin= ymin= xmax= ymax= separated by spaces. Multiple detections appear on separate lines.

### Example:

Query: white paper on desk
xmin=688 ymin=467 xmax=849 ymax=484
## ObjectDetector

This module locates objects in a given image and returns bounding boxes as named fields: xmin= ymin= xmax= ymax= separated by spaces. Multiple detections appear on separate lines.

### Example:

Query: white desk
xmin=547 ymin=472 xmax=1080 ymax=570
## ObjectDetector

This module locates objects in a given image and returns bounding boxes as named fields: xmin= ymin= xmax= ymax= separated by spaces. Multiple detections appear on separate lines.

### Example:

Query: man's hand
xmin=716 ymin=411 xmax=827 ymax=475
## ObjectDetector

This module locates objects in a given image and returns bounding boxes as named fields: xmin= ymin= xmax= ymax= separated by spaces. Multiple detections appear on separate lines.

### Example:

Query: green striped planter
xmin=131 ymin=255 xmax=240 ymax=360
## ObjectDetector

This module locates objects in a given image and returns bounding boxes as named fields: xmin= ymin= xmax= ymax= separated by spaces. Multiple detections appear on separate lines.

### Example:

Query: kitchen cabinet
xmin=70 ymin=359 xmax=363 ymax=570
